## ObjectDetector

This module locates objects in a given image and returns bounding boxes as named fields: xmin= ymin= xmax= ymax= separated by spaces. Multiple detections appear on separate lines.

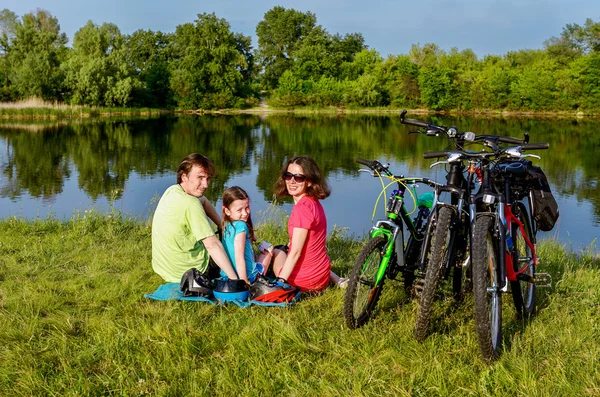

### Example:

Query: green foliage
xmin=169 ymin=13 xmax=252 ymax=109
xmin=255 ymin=6 xmax=317 ymax=90
xmin=61 ymin=21 xmax=142 ymax=107
xmin=7 ymin=9 xmax=67 ymax=100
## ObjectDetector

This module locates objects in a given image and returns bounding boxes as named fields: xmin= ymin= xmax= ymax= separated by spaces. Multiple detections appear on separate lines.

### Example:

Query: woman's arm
xmin=233 ymin=231 xmax=249 ymax=282
xmin=276 ymin=227 xmax=308 ymax=281
xmin=200 ymin=196 xmax=221 ymax=230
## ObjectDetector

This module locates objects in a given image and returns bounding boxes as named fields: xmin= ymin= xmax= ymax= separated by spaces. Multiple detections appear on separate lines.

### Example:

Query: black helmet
xmin=180 ymin=268 xmax=214 ymax=298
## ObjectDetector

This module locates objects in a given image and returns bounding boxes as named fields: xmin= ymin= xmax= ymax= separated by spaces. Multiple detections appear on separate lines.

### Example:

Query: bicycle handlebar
xmin=423 ymin=151 xmax=449 ymax=159
xmin=356 ymin=157 xmax=374 ymax=167
xmin=521 ymin=143 xmax=549 ymax=150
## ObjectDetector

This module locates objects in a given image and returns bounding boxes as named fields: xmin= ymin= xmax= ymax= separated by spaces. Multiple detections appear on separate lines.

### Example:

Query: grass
xmin=0 ymin=211 xmax=599 ymax=396
xmin=0 ymin=98 xmax=166 ymax=119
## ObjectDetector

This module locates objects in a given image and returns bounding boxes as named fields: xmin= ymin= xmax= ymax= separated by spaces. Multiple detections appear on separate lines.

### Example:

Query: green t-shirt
xmin=152 ymin=184 xmax=215 ymax=282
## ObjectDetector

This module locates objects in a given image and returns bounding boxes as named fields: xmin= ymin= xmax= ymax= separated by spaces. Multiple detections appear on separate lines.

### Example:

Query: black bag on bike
xmin=527 ymin=165 xmax=559 ymax=232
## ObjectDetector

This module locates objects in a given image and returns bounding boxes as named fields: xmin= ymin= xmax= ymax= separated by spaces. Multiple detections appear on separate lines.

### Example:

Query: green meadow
xmin=0 ymin=212 xmax=598 ymax=396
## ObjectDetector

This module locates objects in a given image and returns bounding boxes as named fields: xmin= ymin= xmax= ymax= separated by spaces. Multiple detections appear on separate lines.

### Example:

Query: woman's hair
xmin=177 ymin=153 xmax=215 ymax=184
xmin=221 ymin=186 xmax=255 ymax=241
xmin=274 ymin=155 xmax=331 ymax=200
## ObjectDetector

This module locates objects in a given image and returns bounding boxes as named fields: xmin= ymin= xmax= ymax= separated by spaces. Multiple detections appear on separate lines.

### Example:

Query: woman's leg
xmin=271 ymin=249 xmax=287 ymax=277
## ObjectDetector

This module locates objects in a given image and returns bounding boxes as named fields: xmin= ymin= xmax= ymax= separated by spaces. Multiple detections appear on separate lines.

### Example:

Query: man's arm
xmin=200 ymin=196 xmax=222 ymax=230
xmin=202 ymin=235 xmax=238 ymax=279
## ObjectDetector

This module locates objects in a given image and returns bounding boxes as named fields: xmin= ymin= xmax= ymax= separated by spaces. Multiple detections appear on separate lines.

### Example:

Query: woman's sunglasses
xmin=283 ymin=171 xmax=307 ymax=183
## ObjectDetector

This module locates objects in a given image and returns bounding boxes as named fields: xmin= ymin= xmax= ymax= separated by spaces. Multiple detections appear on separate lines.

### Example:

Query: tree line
xmin=0 ymin=7 xmax=599 ymax=111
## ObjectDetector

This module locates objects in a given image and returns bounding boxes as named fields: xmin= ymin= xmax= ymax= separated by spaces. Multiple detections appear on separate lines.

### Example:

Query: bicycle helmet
xmin=180 ymin=268 xmax=214 ymax=298
xmin=250 ymin=275 xmax=300 ymax=303
xmin=213 ymin=278 xmax=250 ymax=302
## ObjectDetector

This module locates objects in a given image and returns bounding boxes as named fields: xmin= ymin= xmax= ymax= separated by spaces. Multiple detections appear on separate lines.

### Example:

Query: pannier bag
xmin=528 ymin=165 xmax=559 ymax=232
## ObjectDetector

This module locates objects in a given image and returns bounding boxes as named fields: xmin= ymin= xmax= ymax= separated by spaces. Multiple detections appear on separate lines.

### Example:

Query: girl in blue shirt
xmin=220 ymin=186 xmax=285 ymax=283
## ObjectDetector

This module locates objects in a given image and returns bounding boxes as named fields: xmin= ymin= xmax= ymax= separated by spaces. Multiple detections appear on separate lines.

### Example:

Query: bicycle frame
xmin=369 ymin=182 xmax=430 ymax=287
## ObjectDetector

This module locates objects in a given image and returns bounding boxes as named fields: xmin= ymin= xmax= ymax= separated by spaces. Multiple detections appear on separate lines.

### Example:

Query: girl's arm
xmin=276 ymin=227 xmax=308 ymax=281
xmin=200 ymin=196 xmax=221 ymax=230
xmin=233 ymin=231 xmax=249 ymax=283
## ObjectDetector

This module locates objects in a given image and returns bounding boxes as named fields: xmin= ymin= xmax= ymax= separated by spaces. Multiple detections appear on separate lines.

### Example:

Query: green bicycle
xmin=343 ymin=158 xmax=439 ymax=329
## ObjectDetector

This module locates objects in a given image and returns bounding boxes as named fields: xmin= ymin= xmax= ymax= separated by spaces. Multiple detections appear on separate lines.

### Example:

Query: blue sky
xmin=4 ymin=0 xmax=599 ymax=57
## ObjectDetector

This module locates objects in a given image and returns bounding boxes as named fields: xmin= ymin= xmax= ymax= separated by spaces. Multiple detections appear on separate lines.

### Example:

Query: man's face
xmin=180 ymin=165 xmax=211 ymax=197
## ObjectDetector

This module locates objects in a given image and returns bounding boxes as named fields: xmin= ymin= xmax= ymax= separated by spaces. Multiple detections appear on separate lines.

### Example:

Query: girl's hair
xmin=221 ymin=186 xmax=255 ymax=240
xmin=177 ymin=153 xmax=215 ymax=184
xmin=274 ymin=155 xmax=331 ymax=200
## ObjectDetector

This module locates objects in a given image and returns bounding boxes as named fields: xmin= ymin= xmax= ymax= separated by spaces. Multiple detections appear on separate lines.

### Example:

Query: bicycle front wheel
xmin=344 ymin=235 xmax=387 ymax=329
xmin=472 ymin=215 xmax=502 ymax=362
xmin=510 ymin=202 xmax=536 ymax=317
xmin=414 ymin=206 xmax=453 ymax=341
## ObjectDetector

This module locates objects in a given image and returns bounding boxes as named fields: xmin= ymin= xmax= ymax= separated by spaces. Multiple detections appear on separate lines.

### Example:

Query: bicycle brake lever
xmin=358 ymin=169 xmax=378 ymax=177
xmin=521 ymin=154 xmax=541 ymax=160
xmin=429 ymin=160 xmax=448 ymax=168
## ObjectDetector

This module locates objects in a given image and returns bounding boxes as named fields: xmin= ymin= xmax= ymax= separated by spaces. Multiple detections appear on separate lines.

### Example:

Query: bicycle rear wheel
xmin=344 ymin=235 xmax=387 ymax=329
xmin=510 ymin=202 xmax=536 ymax=317
xmin=414 ymin=206 xmax=453 ymax=341
xmin=472 ymin=215 xmax=502 ymax=362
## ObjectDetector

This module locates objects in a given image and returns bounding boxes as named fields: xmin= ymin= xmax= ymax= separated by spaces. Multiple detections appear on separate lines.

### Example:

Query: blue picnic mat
xmin=144 ymin=283 xmax=301 ymax=308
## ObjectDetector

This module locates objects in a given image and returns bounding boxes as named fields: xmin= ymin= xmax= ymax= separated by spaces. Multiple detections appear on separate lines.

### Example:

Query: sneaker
xmin=337 ymin=278 xmax=349 ymax=289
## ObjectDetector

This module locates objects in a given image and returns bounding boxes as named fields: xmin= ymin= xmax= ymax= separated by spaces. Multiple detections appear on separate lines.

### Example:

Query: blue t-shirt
xmin=220 ymin=221 xmax=259 ymax=282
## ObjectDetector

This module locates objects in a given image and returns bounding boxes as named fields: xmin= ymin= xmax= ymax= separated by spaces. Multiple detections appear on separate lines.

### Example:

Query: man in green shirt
xmin=152 ymin=153 xmax=238 ymax=283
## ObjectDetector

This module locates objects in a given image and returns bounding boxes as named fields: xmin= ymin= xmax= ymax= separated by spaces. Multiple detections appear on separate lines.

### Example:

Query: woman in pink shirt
xmin=273 ymin=155 xmax=344 ymax=292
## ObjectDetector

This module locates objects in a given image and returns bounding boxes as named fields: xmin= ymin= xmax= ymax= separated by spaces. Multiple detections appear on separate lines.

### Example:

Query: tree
xmin=62 ymin=21 xmax=140 ymax=106
xmin=545 ymin=18 xmax=600 ymax=62
xmin=256 ymin=6 xmax=316 ymax=90
xmin=8 ymin=8 xmax=67 ymax=100
xmin=125 ymin=29 xmax=172 ymax=107
xmin=169 ymin=13 xmax=252 ymax=109
xmin=0 ymin=8 xmax=17 ymax=89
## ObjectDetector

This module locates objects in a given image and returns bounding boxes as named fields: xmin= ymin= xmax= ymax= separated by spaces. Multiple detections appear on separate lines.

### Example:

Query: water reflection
xmin=0 ymin=114 xmax=598 ymax=250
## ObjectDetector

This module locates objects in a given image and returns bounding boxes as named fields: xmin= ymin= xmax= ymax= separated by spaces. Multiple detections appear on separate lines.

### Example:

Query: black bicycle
xmin=422 ymin=139 xmax=552 ymax=362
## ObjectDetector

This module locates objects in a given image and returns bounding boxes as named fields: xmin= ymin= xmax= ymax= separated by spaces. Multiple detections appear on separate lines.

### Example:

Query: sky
xmin=3 ymin=0 xmax=600 ymax=58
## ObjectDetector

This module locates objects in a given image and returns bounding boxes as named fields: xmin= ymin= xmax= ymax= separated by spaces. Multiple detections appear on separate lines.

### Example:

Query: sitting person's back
xmin=151 ymin=153 xmax=238 ymax=283
xmin=152 ymin=184 xmax=213 ymax=282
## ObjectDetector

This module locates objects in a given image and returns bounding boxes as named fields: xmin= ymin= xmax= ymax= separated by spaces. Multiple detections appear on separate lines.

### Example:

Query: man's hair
xmin=274 ymin=155 xmax=331 ymax=200
xmin=177 ymin=154 xmax=215 ymax=184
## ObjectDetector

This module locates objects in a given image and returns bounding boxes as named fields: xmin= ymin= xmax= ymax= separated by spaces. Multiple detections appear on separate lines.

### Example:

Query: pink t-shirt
xmin=287 ymin=196 xmax=331 ymax=291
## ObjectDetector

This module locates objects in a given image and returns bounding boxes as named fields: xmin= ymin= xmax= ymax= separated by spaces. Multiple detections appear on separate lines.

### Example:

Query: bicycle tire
xmin=472 ymin=215 xmax=502 ymax=362
xmin=414 ymin=206 xmax=453 ymax=341
xmin=510 ymin=202 xmax=536 ymax=317
xmin=343 ymin=235 xmax=387 ymax=329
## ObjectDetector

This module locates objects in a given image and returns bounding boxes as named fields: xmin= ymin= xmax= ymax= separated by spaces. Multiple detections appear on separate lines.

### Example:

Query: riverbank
xmin=1 ymin=98 xmax=598 ymax=119
xmin=1 ymin=214 xmax=598 ymax=395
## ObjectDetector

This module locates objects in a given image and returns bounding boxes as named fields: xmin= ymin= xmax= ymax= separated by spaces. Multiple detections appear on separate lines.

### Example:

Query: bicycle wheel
xmin=510 ymin=202 xmax=536 ymax=317
xmin=414 ymin=206 xmax=453 ymax=341
xmin=472 ymin=215 xmax=502 ymax=362
xmin=343 ymin=235 xmax=387 ymax=329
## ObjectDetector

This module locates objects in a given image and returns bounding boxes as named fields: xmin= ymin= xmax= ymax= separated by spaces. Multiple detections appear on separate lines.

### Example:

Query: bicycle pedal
xmin=534 ymin=272 xmax=552 ymax=288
